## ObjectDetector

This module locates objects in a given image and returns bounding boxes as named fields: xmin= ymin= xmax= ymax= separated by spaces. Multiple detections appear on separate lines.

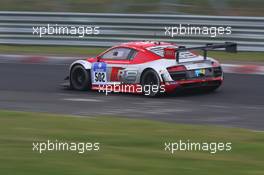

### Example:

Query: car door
xmin=98 ymin=47 xmax=138 ymax=84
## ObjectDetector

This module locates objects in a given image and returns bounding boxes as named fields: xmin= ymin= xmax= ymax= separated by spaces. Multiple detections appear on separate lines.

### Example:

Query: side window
xmin=127 ymin=49 xmax=138 ymax=60
xmin=101 ymin=48 xmax=137 ymax=60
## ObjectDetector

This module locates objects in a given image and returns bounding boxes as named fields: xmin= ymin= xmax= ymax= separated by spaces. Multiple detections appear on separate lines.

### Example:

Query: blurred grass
xmin=0 ymin=0 xmax=264 ymax=16
xmin=0 ymin=110 xmax=264 ymax=175
xmin=1 ymin=45 xmax=264 ymax=63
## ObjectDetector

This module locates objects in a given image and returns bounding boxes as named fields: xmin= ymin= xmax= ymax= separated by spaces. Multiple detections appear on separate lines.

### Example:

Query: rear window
xmin=146 ymin=46 xmax=196 ymax=59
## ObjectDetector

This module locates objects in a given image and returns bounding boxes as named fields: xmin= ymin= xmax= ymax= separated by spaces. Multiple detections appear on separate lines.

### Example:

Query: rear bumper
xmin=163 ymin=76 xmax=223 ymax=93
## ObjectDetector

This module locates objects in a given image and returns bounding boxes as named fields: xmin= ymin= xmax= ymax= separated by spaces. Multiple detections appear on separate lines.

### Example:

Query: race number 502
xmin=92 ymin=62 xmax=107 ymax=84
xmin=94 ymin=72 xmax=106 ymax=83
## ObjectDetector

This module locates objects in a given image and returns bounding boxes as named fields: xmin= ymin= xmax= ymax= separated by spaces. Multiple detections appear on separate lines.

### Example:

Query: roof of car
xmin=119 ymin=41 xmax=175 ymax=49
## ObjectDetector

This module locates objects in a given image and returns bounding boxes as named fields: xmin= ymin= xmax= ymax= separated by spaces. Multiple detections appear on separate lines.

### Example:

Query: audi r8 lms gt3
xmin=65 ymin=41 xmax=237 ymax=96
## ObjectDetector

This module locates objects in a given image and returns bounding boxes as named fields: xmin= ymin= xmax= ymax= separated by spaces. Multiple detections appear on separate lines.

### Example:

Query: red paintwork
xmin=167 ymin=65 xmax=187 ymax=72
xmin=177 ymin=77 xmax=223 ymax=84
xmin=164 ymin=47 xmax=176 ymax=59
xmin=86 ymin=41 xmax=173 ymax=64
xmin=110 ymin=67 xmax=123 ymax=81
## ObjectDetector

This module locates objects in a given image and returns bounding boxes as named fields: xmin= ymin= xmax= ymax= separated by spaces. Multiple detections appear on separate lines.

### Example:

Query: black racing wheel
xmin=141 ymin=69 xmax=161 ymax=97
xmin=70 ymin=65 xmax=91 ymax=91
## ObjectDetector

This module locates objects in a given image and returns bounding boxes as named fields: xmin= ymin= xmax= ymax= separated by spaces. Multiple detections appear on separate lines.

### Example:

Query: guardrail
xmin=0 ymin=11 xmax=263 ymax=51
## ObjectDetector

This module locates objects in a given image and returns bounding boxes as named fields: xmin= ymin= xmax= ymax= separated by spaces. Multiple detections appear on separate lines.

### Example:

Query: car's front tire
xmin=70 ymin=65 xmax=91 ymax=91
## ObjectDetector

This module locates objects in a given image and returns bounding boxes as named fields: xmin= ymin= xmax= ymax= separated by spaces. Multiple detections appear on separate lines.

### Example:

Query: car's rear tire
xmin=70 ymin=65 xmax=91 ymax=91
xmin=141 ymin=69 xmax=161 ymax=97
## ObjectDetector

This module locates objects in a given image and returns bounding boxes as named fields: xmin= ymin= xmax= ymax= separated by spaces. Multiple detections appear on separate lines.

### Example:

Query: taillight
xmin=167 ymin=65 xmax=186 ymax=72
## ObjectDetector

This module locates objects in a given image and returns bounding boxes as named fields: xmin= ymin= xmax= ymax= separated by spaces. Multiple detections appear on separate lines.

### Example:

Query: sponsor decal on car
xmin=195 ymin=68 xmax=206 ymax=77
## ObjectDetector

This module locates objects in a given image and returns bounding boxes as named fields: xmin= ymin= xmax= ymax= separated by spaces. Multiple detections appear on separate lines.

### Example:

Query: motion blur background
xmin=1 ymin=0 xmax=264 ymax=16
xmin=1 ymin=0 xmax=264 ymax=53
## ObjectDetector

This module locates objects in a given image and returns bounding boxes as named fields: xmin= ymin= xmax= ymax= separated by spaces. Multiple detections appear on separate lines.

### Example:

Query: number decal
xmin=94 ymin=72 xmax=106 ymax=82
xmin=92 ymin=62 xmax=107 ymax=84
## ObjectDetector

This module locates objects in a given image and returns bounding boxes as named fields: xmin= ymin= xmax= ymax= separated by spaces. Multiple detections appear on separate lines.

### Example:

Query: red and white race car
xmin=66 ymin=41 xmax=236 ymax=96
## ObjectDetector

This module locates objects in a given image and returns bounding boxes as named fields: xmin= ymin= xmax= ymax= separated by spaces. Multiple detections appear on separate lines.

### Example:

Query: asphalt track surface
xmin=0 ymin=63 xmax=263 ymax=130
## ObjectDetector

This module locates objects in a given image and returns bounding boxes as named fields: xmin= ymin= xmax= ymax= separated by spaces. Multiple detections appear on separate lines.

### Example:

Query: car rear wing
xmin=164 ymin=42 xmax=237 ymax=63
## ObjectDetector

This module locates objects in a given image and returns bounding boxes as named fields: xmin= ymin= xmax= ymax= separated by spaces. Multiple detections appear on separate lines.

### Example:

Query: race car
xmin=66 ymin=41 xmax=237 ymax=96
